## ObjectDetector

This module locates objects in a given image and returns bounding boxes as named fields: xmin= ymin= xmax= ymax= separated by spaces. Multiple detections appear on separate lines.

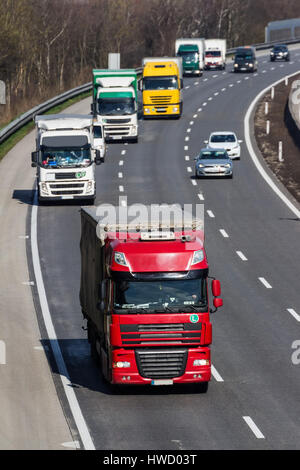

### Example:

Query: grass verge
xmin=0 ymin=90 xmax=90 ymax=162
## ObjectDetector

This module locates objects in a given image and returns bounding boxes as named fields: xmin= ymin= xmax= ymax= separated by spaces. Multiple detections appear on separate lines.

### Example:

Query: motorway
xmin=3 ymin=48 xmax=300 ymax=449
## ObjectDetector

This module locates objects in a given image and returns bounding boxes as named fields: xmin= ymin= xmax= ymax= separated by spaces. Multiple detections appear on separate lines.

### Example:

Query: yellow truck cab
xmin=141 ymin=59 xmax=183 ymax=118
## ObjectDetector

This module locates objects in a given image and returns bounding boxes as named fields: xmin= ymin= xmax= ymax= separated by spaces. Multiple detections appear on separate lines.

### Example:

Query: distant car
xmin=194 ymin=148 xmax=233 ymax=178
xmin=233 ymin=46 xmax=257 ymax=73
xmin=270 ymin=45 xmax=290 ymax=62
xmin=204 ymin=132 xmax=242 ymax=159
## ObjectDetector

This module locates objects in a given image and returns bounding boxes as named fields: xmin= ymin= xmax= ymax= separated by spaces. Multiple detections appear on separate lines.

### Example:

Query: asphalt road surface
xmin=4 ymin=47 xmax=300 ymax=449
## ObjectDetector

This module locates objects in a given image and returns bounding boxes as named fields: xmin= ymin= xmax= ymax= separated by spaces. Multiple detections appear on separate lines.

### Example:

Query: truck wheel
xmin=88 ymin=322 xmax=100 ymax=365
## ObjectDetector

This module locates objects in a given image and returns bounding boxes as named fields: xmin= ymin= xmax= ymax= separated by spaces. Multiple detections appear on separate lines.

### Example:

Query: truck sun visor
xmin=42 ymin=135 xmax=89 ymax=148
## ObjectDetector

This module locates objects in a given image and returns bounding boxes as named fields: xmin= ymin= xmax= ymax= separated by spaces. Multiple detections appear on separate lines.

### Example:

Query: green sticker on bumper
xmin=190 ymin=314 xmax=199 ymax=324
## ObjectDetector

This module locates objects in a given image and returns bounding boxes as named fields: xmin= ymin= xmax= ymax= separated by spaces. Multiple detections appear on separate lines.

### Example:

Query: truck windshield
xmin=143 ymin=76 xmax=178 ymax=90
xmin=235 ymin=54 xmax=253 ymax=61
xmin=177 ymin=52 xmax=198 ymax=62
xmin=98 ymin=97 xmax=135 ymax=116
xmin=205 ymin=51 xmax=221 ymax=57
xmin=114 ymin=278 xmax=207 ymax=313
xmin=41 ymin=147 xmax=91 ymax=168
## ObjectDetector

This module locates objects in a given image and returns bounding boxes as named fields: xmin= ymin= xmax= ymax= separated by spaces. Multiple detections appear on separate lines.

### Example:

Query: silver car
xmin=194 ymin=148 xmax=233 ymax=178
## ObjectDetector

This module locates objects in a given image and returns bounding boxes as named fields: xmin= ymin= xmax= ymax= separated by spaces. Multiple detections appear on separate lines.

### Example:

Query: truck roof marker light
xmin=191 ymin=249 xmax=204 ymax=266
xmin=114 ymin=252 xmax=128 ymax=267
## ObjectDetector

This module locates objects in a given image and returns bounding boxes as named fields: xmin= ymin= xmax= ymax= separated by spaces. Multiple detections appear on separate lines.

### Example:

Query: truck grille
xmin=105 ymin=119 xmax=131 ymax=124
xmin=55 ymin=173 xmax=76 ymax=180
xmin=150 ymin=95 xmax=172 ymax=105
xmin=135 ymin=348 xmax=187 ymax=379
xmin=120 ymin=323 xmax=201 ymax=345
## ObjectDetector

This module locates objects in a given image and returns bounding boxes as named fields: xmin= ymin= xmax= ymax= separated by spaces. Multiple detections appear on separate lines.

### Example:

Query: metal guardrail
xmin=1 ymin=37 xmax=300 ymax=147
xmin=0 ymin=68 xmax=143 ymax=145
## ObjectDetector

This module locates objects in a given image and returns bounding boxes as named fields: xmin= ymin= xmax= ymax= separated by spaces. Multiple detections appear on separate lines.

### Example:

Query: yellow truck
xmin=141 ymin=57 xmax=183 ymax=119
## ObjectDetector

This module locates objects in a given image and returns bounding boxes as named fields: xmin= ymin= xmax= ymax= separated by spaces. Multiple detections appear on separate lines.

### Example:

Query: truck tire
xmin=88 ymin=322 xmax=101 ymax=365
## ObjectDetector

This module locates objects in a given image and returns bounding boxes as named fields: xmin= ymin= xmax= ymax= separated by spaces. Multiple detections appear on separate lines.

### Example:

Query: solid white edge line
xmin=211 ymin=365 xmax=224 ymax=382
xmin=244 ymin=71 xmax=300 ymax=220
xmin=287 ymin=308 xmax=300 ymax=322
xmin=31 ymin=189 xmax=95 ymax=450
xmin=243 ymin=416 xmax=265 ymax=439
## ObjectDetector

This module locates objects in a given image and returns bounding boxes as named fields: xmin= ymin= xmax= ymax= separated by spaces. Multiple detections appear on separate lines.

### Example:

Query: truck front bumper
xmin=143 ymin=104 xmax=181 ymax=118
xmin=38 ymin=180 xmax=95 ymax=201
xmin=111 ymin=347 xmax=211 ymax=385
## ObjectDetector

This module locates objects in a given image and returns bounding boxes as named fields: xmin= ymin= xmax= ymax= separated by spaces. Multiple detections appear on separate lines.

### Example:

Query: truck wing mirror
xmin=95 ymin=150 xmax=102 ymax=165
xmin=91 ymin=102 xmax=96 ymax=115
xmin=213 ymin=298 xmax=223 ymax=309
xmin=180 ymin=79 xmax=184 ymax=89
xmin=212 ymin=279 xmax=221 ymax=297
xmin=31 ymin=151 xmax=38 ymax=167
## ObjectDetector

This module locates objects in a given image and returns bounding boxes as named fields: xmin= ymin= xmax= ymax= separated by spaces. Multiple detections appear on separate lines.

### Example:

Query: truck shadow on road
xmin=41 ymin=338 xmax=209 ymax=396
xmin=12 ymin=189 xmax=35 ymax=205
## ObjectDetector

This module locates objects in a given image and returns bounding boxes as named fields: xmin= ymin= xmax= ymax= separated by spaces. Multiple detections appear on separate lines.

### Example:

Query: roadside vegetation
xmin=1 ymin=0 xmax=300 ymax=127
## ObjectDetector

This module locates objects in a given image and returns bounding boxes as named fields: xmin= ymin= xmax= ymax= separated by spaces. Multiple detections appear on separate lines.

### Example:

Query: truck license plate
xmin=61 ymin=195 xmax=74 ymax=200
xmin=151 ymin=379 xmax=173 ymax=386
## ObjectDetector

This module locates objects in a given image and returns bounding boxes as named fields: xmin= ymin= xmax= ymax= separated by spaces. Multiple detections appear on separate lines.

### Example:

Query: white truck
xmin=92 ymin=69 xmax=138 ymax=143
xmin=175 ymin=38 xmax=205 ymax=76
xmin=31 ymin=114 xmax=103 ymax=203
xmin=204 ymin=39 xmax=227 ymax=70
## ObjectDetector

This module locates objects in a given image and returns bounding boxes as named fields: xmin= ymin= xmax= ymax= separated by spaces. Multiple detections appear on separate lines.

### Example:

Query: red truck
xmin=80 ymin=205 xmax=223 ymax=390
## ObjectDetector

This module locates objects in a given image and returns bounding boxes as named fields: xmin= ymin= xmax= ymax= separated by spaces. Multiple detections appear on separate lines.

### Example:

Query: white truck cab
xmin=32 ymin=114 xmax=102 ymax=203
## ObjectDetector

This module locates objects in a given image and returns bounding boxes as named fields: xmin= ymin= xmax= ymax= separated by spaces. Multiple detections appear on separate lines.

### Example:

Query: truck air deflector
xmin=111 ymin=269 xmax=208 ymax=282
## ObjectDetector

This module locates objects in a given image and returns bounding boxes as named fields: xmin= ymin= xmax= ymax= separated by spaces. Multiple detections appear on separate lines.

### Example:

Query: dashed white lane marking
xmin=236 ymin=251 xmax=248 ymax=261
xmin=193 ymin=114 xmax=198 ymax=118
xmin=221 ymin=88 xmax=226 ymax=91
xmin=203 ymin=78 xmax=208 ymax=82
xmin=207 ymin=210 xmax=215 ymax=218
xmin=191 ymin=180 xmax=197 ymax=186
xmin=259 ymin=277 xmax=272 ymax=289
xmin=262 ymin=60 xmax=267 ymax=64
xmin=208 ymin=97 xmax=213 ymax=101
xmin=271 ymin=67 xmax=275 ymax=70
xmin=189 ymin=121 xmax=194 ymax=125
xmin=119 ymin=185 xmax=124 ymax=192
xmin=119 ymin=160 xmax=124 ymax=166
xmin=254 ymin=73 xmax=258 ymax=76
xmin=185 ymin=85 xmax=190 ymax=89
xmin=187 ymin=167 xmax=192 ymax=173
xmin=229 ymin=84 xmax=234 ymax=87
xmin=211 ymin=365 xmax=224 ymax=382
xmin=118 ymin=172 xmax=123 ymax=178
xmin=184 ymin=146 xmax=189 ymax=151
xmin=280 ymin=64 xmax=284 ymax=68
xmin=287 ymin=308 xmax=300 ymax=322
xmin=194 ymin=82 xmax=199 ymax=85
xmin=185 ymin=136 xmax=190 ymax=142
xmin=203 ymin=102 xmax=207 ymax=106
xmin=243 ymin=417 xmax=265 ymax=439
xmin=121 ymin=150 xmax=126 ymax=155
xmin=219 ymin=229 xmax=229 ymax=238
xmin=214 ymin=92 xmax=219 ymax=96
xmin=212 ymin=74 xmax=218 ymax=78
xmin=244 ymin=77 xmax=249 ymax=80
xmin=262 ymin=70 xmax=266 ymax=73
xmin=198 ymin=193 xmax=205 ymax=201
xmin=185 ymin=156 xmax=190 ymax=161
xmin=198 ymin=108 xmax=202 ymax=112
xmin=187 ymin=128 xmax=191 ymax=133
xmin=237 ymin=80 xmax=241 ymax=83
xmin=31 ymin=189 xmax=95 ymax=450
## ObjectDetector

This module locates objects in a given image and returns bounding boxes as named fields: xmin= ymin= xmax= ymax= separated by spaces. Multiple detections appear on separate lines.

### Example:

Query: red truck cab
xmin=80 ymin=206 xmax=222 ymax=390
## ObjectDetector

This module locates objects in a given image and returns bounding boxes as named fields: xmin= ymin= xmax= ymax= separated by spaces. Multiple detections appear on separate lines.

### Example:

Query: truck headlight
xmin=41 ymin=183 xmax=48 ymax=194
xmin=114 ymin=252 xmax=128 ymax=267
xmin=249 ymin=63 xmax=253 ymax=67
xmin=87 ymin=181 xmax=94 ymax=193
xmin=191 ymin=250 xmax=204 ymax=265
xmin=173 ymin=107 xmax=179 ymax=112
xmin=234 ymin=63 xmax=238 ymax=67
xmin=193 ymin=360 xmax=209 ymax=367
xmin=113 ymin=361 xmax=131 ymax=368
xmin=144 ymin=108 xmax=150 ymax=113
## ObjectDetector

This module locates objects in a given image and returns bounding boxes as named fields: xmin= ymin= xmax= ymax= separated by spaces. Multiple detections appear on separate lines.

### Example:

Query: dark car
xmin=233 ymin=46 xmax=257 ymax=73
xmin=270 ymin=44 xmax=290 ymax=62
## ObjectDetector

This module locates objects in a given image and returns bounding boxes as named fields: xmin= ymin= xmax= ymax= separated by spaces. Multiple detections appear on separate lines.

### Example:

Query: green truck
xmin=175 ymin=38 xmax=205 ymax=76
xmin=92 ymin=69 xmax=138 ymax=143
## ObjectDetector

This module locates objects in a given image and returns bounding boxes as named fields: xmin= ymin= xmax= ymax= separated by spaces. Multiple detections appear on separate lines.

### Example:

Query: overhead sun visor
xmin=41 ymin=135 xmax=89 ymax=148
